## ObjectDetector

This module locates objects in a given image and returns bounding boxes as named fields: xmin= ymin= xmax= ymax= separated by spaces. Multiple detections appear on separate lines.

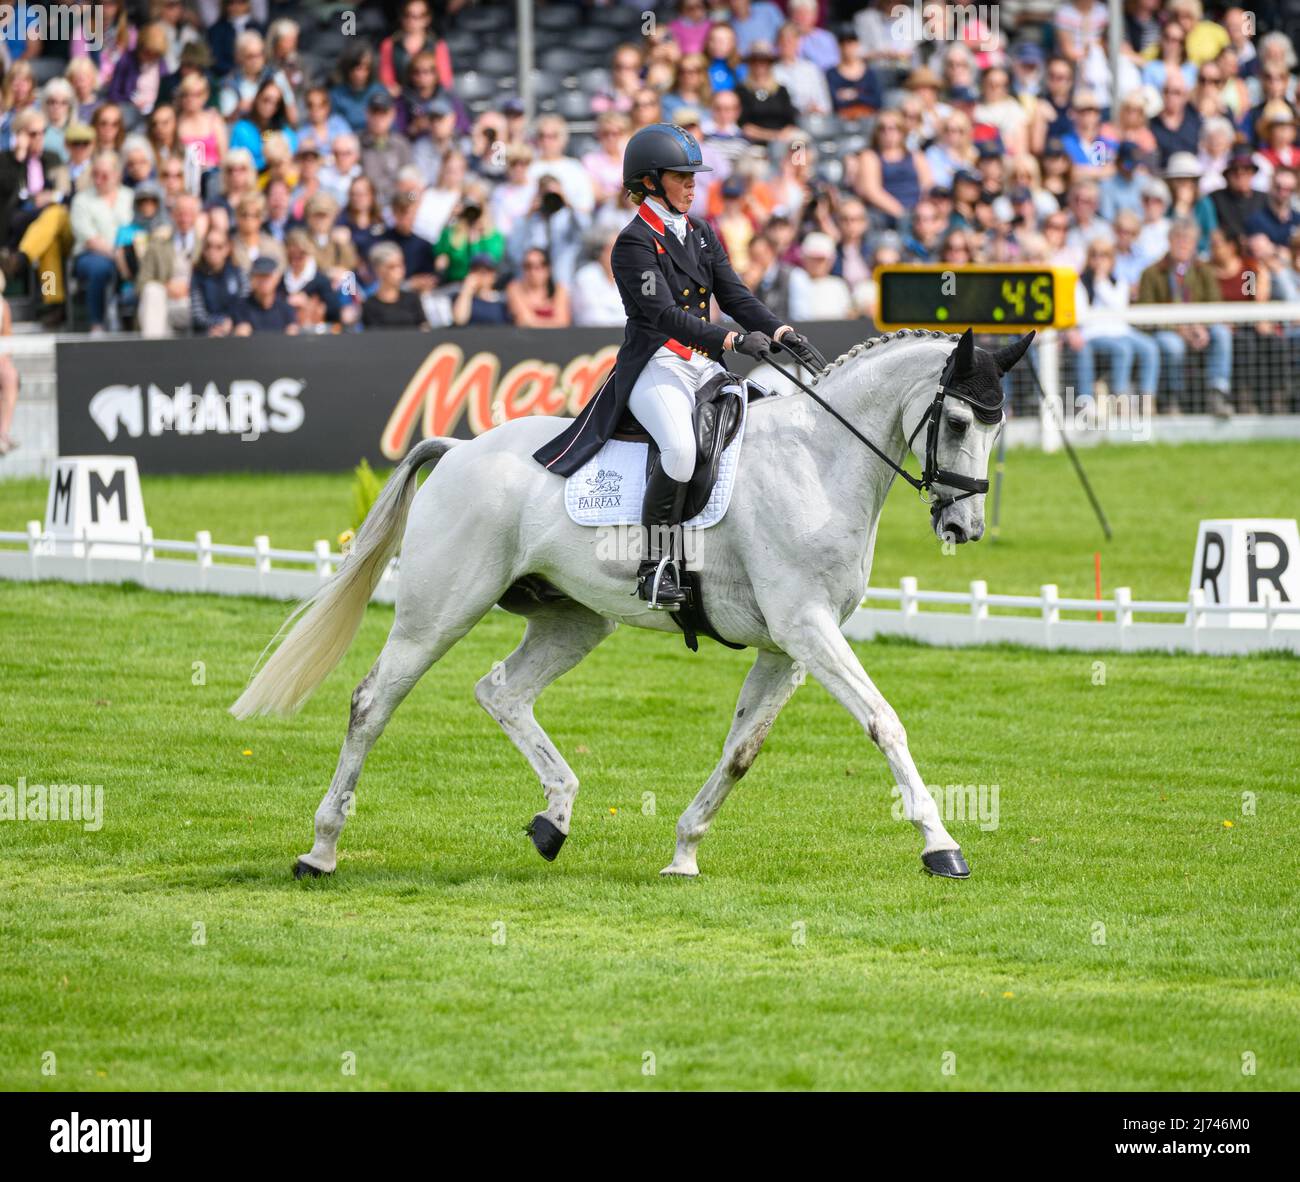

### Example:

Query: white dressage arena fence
xmin=2 ymin=525 xmax=1296 ymax=656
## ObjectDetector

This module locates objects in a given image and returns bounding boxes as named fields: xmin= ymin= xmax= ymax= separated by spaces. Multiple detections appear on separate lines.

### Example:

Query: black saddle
xmin=501 ymin=377 xmax=767 ymax=653
xmin=614 ymin=372 xmax=770 ymax=654
xmin=614 ymin=372 xmax=761 ymax=520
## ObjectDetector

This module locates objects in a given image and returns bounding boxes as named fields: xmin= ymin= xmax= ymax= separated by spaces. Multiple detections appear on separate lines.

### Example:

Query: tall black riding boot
xmin=637 ymin=456 xmax=689 ymax=609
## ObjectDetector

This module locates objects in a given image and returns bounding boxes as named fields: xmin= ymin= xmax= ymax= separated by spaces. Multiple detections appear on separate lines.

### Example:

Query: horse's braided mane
xmin=807 ymin=328 xmax=959 ymax=387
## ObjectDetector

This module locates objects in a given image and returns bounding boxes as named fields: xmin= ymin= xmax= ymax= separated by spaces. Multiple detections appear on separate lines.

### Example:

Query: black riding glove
xmin=733 ymin=331 xmax=773 ymax=359
xmin=775 ymin=330 xmax=820 ymax=369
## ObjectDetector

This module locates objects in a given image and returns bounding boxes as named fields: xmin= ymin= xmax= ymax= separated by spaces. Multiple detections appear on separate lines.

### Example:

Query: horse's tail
xmin=230 ymin=438 xmax=458 ymax=719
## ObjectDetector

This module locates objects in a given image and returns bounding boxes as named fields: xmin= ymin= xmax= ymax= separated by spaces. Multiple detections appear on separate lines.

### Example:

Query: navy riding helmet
xmin=622 ymin=122 xmax=712 ymax=210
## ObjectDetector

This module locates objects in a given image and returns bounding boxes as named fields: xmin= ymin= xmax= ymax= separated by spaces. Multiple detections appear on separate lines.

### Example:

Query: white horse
xmin=231 ymin=328 xmax=1033 ymax=880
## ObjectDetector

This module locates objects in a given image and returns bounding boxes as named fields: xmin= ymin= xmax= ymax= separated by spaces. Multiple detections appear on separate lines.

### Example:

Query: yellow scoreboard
xmin=874 ymin=264 xmax=1077 ymax=332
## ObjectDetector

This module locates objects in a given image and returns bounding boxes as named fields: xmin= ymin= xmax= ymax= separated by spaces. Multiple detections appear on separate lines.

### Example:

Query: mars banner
xmin=56 ymin=322 xmax=871 ymax=473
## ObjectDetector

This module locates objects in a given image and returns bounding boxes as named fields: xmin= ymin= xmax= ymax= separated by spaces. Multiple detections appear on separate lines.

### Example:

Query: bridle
xmin=761 ymin=338 xmax=1002 ymax=508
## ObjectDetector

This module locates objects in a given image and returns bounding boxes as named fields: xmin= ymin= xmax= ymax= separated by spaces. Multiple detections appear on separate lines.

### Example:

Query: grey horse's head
xmin=906 ymin=328 xmax=1034 ymax=546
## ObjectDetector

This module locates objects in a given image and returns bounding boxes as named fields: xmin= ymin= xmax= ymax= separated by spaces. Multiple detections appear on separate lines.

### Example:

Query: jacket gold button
xmin=682 ymin=289 xmax=689 ymax=296
xmin=699 ymin=287 xmax=706 ymax=293
xmin=699 ymin=301 xmax=706 ymax=307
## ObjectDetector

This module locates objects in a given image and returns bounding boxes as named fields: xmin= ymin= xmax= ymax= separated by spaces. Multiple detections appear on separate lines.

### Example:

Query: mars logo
xmin=579 ymin=469 xmax=622 ymax=511
xmin=382 ymin=342 xmax=617 ymax=459
xmin=88 ymin=379 xmax=305 ymax=440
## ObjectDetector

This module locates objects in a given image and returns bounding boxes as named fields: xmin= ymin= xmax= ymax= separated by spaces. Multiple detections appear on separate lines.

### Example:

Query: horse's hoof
xmin=293 ymin=858 xmax=332 ymax=880
xmin=659 ymin=864 xmax=699 ymax=878
xmin=921 ymin=848 xmax=970 ymax=879
xmin=525 ymin=814 xmax=566 ymax=862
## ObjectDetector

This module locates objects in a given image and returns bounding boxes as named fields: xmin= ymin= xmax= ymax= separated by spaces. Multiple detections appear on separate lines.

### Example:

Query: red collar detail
xmin=637 ymin=202 xmax=665 ymax=235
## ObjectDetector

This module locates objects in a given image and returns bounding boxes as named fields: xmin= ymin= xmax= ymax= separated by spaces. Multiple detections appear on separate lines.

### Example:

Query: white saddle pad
xmin=565 ymin=389 xmax=748 ymax=529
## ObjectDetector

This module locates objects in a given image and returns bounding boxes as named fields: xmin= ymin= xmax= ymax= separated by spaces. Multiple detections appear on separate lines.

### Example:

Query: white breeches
xmin=627 ymin=346 xmax=726 ymax=482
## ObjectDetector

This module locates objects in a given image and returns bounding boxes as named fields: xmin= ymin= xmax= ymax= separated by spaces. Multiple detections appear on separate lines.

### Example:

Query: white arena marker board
xmin=43 ymin=456 xmax=149 ymax=558
xmin=1190 ymin=519 xmax=1300 ymax=628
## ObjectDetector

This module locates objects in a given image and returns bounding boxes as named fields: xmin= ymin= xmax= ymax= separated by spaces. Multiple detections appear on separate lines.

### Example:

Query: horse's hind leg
xmin=294 ymin=625 xmax=443 ymax=877
xmin=474 ymin=602 xmax=616 ymax=862
xmin=296 ymin=587 xmax=504 ymax=878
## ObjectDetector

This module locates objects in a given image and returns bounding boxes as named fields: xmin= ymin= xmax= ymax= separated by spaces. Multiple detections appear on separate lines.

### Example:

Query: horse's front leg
xmin=776 ymin=611 xmax=968 ymax=878
xmin=662 ymin=649 xmax=800 ymax=877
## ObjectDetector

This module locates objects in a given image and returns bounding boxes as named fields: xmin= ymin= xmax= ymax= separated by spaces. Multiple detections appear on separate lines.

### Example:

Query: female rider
xmin=533 ymin=122 xmax=817 ymax=606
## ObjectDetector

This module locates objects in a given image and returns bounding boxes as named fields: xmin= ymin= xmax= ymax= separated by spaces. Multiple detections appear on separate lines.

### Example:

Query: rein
xmin=763 ymin=338 xmax=996 ymax=507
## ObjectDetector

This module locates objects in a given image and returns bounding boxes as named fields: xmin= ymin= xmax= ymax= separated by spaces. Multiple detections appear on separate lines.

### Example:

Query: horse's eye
xmin=947 ymin=417 xmax=969 ymax=435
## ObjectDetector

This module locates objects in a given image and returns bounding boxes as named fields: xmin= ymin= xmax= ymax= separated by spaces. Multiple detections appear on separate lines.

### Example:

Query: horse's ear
xmin=951 ymin=327 xmax=976 ymax=378
xmin=990 ymin=331 xmax=1036 ymax=375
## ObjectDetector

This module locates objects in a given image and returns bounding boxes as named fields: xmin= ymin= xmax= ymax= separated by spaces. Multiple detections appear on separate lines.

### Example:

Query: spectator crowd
xmin=0 ymin=0 xmax=1298 ymax=418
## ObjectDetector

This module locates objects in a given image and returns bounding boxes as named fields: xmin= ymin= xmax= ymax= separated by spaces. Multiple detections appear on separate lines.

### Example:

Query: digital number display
xmin=874 ymin=265 xmax=1077 ymax=332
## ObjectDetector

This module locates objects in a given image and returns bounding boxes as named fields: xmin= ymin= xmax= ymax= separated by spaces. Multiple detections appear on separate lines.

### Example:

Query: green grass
xmin=0 ymin=440 xmax=1298 ymax=1090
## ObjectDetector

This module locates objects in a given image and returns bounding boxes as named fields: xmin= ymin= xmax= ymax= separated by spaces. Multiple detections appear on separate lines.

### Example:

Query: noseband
xmin=765 ymin=339 xmax=1001 ymax=507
